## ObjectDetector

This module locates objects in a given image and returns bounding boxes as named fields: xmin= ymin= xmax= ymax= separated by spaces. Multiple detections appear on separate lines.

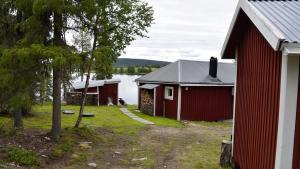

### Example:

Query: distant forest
xmin=113 ymin=58 xmax=170 ymax=75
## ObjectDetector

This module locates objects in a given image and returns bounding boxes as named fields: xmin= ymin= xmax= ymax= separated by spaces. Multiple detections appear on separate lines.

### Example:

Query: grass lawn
xmin=0 ymin=104 xmax=232 ymax=169
xmin=127 ymin=105 xmax=184 ymax=128
xmin=0 ymin=104 xmax=145 ymax=135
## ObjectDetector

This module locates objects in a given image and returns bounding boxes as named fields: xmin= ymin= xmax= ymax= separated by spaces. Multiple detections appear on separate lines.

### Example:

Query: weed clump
xmin=6 ymin=147 xmax=40 ymax=166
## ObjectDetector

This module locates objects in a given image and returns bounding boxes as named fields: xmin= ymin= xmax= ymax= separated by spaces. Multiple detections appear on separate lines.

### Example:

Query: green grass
xmin=6 ymin=147 xmax=40 ymax=166
xmin=127 ymin=105 xmax=184 ymax=128
xmin=0 ymin=104 xmax=146 ymax=134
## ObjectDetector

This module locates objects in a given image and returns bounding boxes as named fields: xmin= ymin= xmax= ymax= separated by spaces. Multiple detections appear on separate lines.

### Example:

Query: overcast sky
xmin=121 ymin=0 xmax=238 ymax=62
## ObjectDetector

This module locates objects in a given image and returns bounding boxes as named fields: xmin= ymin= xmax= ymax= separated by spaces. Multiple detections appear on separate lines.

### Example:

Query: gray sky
xmin=121 ymin=0 xmax=238 ymax=62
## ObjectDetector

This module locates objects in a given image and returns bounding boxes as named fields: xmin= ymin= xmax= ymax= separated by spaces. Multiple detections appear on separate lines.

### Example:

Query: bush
xmin=6 ymin=147 xmax=40 ymax=166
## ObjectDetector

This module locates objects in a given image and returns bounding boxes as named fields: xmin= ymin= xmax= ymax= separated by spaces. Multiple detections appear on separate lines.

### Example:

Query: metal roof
xmin=72 ymin=79 xmax=120 ymax=89
xmin=139 ymin=84 xmax=160 ymax=89
xmin=136 ymin=60 xmax=235 ymax=85
xmin=249 ymin=0 xmax=300 ymax=44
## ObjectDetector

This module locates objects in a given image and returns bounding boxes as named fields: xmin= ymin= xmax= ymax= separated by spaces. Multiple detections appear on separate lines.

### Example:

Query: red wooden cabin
xmin=66 ymin=79 xmax=120 ymax=106
xmin=135 ymin=58 xmax=235 ymax=121
xmin=222 ymin=0 xmax=300 ymax=168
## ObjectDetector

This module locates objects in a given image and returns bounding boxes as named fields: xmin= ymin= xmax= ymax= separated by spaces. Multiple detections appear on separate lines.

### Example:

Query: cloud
xmin=121 ymin=0 xmax=238 ymax=62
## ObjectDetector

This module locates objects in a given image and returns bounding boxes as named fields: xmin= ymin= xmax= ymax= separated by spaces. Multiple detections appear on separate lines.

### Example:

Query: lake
xmin=112 ymin=74 xmax=140 ymax=105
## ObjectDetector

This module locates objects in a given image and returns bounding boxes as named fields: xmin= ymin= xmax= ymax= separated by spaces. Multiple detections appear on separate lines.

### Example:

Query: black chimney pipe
xmin=209 ymin=57 xmax=218 ymax=78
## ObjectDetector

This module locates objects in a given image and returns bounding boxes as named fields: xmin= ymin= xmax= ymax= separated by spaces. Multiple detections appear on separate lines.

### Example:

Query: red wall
xmin=99 ymin=83 xmax=118 ymax=105
xmin=233 ymin=20 xmax=282 ymax=169
xmin=181 ymin=86 xmax=233 ymax=121
xmin=155 ymin=85 xmax=164 ymax=116
xmin=162 ymin=85 xmax=178 ymax=119
xmin=75 ymin=84 xmax=118 ymax=105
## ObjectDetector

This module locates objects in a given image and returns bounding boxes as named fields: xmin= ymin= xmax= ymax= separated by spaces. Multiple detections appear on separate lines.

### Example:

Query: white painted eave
xmin=221 ymin=0 xmax=285 ymax=58
xmin=282 ymin=44 xmax=300 ymax=56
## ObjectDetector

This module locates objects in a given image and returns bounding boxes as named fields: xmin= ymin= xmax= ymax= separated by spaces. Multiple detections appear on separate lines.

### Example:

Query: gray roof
xmin=136 ymin=60 xmax=235 ymax=85
xmin=250 ymin=0 xmax=300 ymax=44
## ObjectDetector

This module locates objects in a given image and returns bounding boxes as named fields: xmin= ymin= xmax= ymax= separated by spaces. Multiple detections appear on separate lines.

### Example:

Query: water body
xmin=113 ymin=74 xmax=140 ymax=105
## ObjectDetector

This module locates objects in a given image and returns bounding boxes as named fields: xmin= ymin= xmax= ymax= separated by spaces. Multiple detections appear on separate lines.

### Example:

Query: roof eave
xmin=282 ymin=43 xmax=300 ymax=56
xmin=221 ymin=0 xmax=285 ymax=59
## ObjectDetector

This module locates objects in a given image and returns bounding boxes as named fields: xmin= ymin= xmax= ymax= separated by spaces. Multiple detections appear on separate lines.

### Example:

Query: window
xmin=164 ymin=86 xmax=174 ymax=100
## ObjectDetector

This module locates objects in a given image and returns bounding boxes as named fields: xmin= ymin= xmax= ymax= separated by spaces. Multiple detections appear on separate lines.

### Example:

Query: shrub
xmin=6 ymin=147 xmax=40 ymax=166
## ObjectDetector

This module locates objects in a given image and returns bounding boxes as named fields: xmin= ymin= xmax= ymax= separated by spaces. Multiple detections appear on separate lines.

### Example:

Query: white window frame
xmin=164 ymin=86 xmax=174 ymax=100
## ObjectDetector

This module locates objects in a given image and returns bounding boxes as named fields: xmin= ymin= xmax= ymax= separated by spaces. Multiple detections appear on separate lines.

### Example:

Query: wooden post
xmin=220 ymin=140 xmax=232 ymax=167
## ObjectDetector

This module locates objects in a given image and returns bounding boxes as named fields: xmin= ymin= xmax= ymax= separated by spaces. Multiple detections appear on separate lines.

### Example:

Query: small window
xmin=164 ymin=86 xmax=174 ymax=100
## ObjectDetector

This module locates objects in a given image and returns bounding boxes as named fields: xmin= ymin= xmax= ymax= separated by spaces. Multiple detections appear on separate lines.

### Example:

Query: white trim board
xmin=232 ymin=49 xmax=238 ymax=156
xmin=275 ymin=53 xmax=300 ymax=169
xmin=177 ymin=86 xmax=182 ymax=121
xmin=154 ymin=88 xmax=157 ymax=117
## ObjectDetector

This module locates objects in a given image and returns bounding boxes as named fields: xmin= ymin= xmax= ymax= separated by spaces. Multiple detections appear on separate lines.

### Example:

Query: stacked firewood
xmin=140 ymin=89 xmax=154 ymax=115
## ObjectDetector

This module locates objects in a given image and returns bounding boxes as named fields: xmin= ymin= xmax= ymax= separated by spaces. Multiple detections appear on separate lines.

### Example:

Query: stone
xmin=132 ymin=157 xmax=147 ymax=161
xmin=88 ymin=163 xmax=97 ymax=168
xmin=41 ymin=155 xmax=49 ymax=158
xmin=62 ymin=110 xmax=75 ymax=115
xmin=80 ymin=143 xmax=92 ymax=149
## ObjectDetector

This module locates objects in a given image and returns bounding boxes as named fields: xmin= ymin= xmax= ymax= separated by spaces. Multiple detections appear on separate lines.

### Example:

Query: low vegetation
xmin=6 ymin=147 xmax=40 ymax=167
xmin=113 ymin=66 xmax=158 ymax=75
xmin=0 ymin=105 xmax=232 ymax=169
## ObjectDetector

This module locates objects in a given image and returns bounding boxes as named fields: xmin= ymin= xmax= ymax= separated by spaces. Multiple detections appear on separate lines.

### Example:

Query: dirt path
xmin=74 ymin=122 xmax=232 ymax=169
xmin=0 ymin=122 xmax=231 ymax=169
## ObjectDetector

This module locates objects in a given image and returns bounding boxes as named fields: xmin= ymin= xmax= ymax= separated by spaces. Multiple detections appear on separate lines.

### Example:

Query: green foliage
xmin=0 ymin=122 xmax=17 ymax=136
xmin=127 ymin=66 xmax=136 ymax=74
xmin=6 ymin=147 xmax=40 ymax=166
xmin=94 ymin=47 xmax=115 ymax=80
xmin=72 ymin=0 xmax=154 ymax=79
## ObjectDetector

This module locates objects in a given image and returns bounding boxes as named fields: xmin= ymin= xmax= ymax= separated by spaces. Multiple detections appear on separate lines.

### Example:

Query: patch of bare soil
xmin=0 ymin=122 xmax=231 ymax=169
xmin=0 ymin=129 xmax=56 ymax=169
xmin=70 ymin=122 xmax=231 ymax=169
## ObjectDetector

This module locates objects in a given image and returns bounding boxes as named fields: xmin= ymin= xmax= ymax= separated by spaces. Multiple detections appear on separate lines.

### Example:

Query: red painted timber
xmin=293 ymin=64 xmax=300 ymax=169
xmin=155 ymin=85 xmax=164 ymax=116
xmin=98 ymin=84 xmax=118 ymax=105
xmin=233 ymin=17 xmax=282 ymax=168
xmin=162 ymin=84 xmax=178 ymax=119
xmin=181 ymin=86 xmax=233 ymax=121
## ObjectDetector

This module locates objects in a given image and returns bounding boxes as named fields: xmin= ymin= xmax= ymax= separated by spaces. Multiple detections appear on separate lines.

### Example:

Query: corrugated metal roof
xmin=249 ymin=0 xmax=300 ymax=43
xmin=139 ymin=84 xmax=160 ymax=89
xmin=136 ymin=60 xmax=235 ymax=85
xmin=72 ymin=79 xmax=120 ymax=89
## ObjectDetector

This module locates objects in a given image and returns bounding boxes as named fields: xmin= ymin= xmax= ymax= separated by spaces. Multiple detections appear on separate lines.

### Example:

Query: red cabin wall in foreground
xmin=233 ymin=21 xmax=282 ymax=169
xmin=181 ymin=86 xmax=233 ymax=121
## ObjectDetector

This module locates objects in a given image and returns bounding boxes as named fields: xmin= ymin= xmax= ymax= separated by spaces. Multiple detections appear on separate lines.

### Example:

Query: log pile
xmin=140 ymin=89 xmax=154 ymax=115
xmin=66 ymin=92 xmax=98 ymax=105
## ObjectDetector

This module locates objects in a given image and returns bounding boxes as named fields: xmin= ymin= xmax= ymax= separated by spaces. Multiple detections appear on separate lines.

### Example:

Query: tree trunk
xmin=51 ymin=68 xmax=61 ymax=139
xmin=75 ymin=27 xmax=98 ymax=128
xmin=75 ymin=58 xmax=93 ymax=128
xmin=13 ymin=108 xmax=22 ymax=129
xmin=51 ymin=10 xmax=63 ymax=139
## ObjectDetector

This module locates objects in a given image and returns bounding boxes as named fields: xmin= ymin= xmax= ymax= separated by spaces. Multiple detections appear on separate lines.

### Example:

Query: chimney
xmin=209 ymin=57 xmax=218 ymax=78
